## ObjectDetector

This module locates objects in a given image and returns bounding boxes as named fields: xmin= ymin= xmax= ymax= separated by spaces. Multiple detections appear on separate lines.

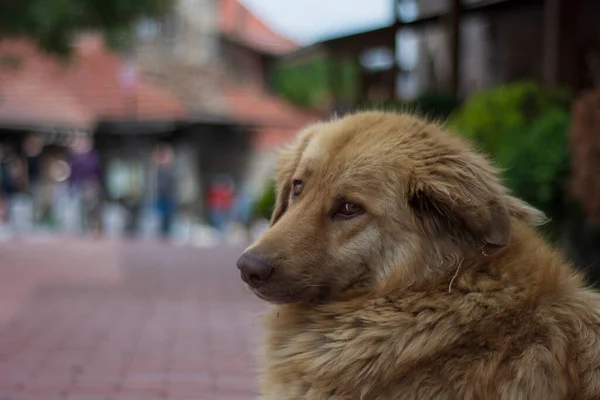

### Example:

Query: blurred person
xmin=48 ymin=157 xmax=72 ymax=230
xmin=68 ymin=135 xmax=104 ymax=236
xmin=232 ymin=183 xmax=254 ymax=237
xmin=124 ymin=190 xmax=143 ymax=238
xmin=0 ymin=144 xmax=9 ymax=224
xmin=1 ymin=147 xmax=26 ymax=194
xmin=207 ymin=174 xmax=235 ymax=235
xmin=23 ymin=134 xmax=44 ymax=225
xmin=0 ymin=146 xmax=29 ymax=234
xmin=153 ymin=143 xmax=177 ymax=239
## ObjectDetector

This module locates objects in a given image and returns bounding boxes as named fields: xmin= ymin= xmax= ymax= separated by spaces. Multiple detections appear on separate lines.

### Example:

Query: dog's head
xmin=237 ymin=112 xmax=546 ymax=304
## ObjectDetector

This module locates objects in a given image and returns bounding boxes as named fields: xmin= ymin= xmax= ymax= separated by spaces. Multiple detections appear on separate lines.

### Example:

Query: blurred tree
xmin=253 ymin=179 xmax=275 ymax=222
xmin=275 ymin=56 xmax=358 ymax=108
xmin=0 ymin=0 xmax=173 ymax=55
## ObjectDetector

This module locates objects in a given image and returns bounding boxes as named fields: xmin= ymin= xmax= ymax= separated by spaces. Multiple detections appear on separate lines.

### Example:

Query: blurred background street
xmin=1 ymin=0 xmax=600 ymax=398
xmin=0 ymin=239 xmax=263 ymax=400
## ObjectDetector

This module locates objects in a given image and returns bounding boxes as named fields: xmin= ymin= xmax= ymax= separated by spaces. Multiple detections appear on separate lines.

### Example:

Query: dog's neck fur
xmin=380 ymin=220 xmax=581 ymax=299
xmin=260 ymin=222 xmax=586 ymax=398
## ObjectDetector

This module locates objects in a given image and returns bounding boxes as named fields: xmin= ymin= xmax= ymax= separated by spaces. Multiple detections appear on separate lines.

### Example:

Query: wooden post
xmin=449 ymin=0 xmax=462 ymax=95
xmin=391 ymin=0 xmax=399 ymax=101
xmin=543 ymin=0 xmax=561 ymax=86
xmin=543 ymin=0 xmax=575 ymax=89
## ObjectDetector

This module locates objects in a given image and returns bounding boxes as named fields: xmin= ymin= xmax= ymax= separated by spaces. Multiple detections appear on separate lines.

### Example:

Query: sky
xmin=238 ymin=0 xmax=394 ymax=45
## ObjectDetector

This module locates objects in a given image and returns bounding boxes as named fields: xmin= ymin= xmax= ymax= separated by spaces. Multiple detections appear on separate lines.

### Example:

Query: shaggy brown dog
xmin=237 ymin=111 xmax=600 ymax=400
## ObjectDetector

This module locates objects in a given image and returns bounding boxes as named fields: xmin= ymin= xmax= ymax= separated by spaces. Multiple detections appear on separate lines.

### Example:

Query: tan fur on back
xmin=246 ymin=112 xmax=600 ymax=400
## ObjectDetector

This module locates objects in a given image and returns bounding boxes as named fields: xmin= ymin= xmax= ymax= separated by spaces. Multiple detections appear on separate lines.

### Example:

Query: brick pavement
xmin=0 ymin=239 xmax=265 ymax=400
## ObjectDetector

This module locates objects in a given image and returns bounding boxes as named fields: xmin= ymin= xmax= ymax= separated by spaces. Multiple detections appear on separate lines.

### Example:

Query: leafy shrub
xmin=253 ymin=180 xmax=276 ymax=221
xmin=275 ymin=57 xmax=358 ymax=108
xmin=448 ymin=81 xmax=570 ymax=155
xmin=448 ymin=81 xmax=572 ymax=234
xmin=501 ymin=110 xmax=570 ymax=215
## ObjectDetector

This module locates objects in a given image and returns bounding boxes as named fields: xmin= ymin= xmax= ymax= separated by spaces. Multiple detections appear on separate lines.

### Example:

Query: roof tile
xmin=0 ymin=35 xmax=185 ymax=130
xmin=219 ymin=0 xmax=298 ymax=55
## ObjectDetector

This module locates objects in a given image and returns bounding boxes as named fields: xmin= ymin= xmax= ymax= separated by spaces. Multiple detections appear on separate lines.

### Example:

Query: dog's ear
xmin=270 ymin=125 xmax=320 ymax=226
xmin=408 ymin=139 xmax=547 ymax=248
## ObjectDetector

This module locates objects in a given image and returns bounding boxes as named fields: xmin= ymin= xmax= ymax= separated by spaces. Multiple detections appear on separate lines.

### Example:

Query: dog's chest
xmin=261 ymin=307 xmax=469 ymax=399
xmin=259 ymin=298 xmax=564 ymax=400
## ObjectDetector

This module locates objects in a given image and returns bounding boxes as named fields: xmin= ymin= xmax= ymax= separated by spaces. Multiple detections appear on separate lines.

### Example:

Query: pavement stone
xmin=0 ymin=239 xmax=264 ymax=400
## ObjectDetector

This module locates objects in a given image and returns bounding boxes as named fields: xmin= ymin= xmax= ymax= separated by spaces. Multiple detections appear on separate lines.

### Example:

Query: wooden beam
xmin=283 ymin=0 xmax=543 ymax=64
xmin=322 ymin=0 xmax=542 ymax=54
xmin=543 ymin=0 xmax=577 ymax=89
xmin=391 ymin=0 xmax=399 ymax=101
xmin=324 ymin=26 xmax=396 ymax=55
xmin=449 ymin=0 xmax=463 ymax=95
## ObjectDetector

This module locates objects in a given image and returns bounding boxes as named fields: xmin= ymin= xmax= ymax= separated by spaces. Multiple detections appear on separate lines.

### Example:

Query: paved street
xmin=0 ymin=238 xmax=265 ymax=400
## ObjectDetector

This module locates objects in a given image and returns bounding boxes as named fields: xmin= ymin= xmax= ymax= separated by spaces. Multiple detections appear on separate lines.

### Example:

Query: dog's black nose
xmin=237 ymin=250 xmax=273 ymax=286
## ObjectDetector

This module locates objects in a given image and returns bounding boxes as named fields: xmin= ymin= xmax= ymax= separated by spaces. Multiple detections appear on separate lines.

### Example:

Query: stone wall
xmin=135 ymin=0 xmax=219 ymax=68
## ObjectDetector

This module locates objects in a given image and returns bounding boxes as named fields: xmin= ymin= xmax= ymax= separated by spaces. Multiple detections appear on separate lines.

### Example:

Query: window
xmin=136 ymin=18 xmax=160 ymax=42
xmin=360 ymin=47 xmax=395 ymax=71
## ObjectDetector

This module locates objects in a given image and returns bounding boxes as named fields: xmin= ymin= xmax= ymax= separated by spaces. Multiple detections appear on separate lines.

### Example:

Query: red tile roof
xmin=222 ymin=84 xmax=321 ymax=150
xmin=219 ymin=0 xmax=298 ymax=55
xmin=0 ymin=35 xmax=185 ymax=130
xmin=0 ymin=53 xmax=94 ymax=129
xmin=222 ymin=84 xmax=320 ymax=129
xmin=252 ymin=127 xmax=300 ymax=151
xmin=0 ymin=28 xmax=317 ymax=151
xmin=57 ymin=35 xmax=184 ymax=121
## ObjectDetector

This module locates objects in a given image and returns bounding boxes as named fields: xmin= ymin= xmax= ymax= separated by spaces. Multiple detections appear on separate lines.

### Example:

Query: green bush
xmin=448 ymin=81 xmax=572 ymax=234
xmin=503 ymin=110 xmax=570 ymax=213
xmin=274 ymin=57 xmax=358 ymax=108
xmin=253 ymin=180 xmax=276 ymax=221
xmin=448 ymin=81 xmax=570 ymax=154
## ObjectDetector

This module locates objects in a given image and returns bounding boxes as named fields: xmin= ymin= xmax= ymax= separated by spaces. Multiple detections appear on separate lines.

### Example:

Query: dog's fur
xmin=242 ymin=111 xmax=600 ymax=399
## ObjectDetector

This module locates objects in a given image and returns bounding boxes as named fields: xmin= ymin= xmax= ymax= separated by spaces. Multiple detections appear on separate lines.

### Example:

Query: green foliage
xmin=274 ymin=59 xmax=327 ymax=107
xmin=448 ymin=81 xmax=570 ymax=154
xmin=448 ymin=82 xmax=572 ymax=232
xmin=0 ymin=0 xmax=174 ymax=55
xmin=275 ymin=56 xmax=358 ymax=108
xmin=499 ymin=110 xmax=571 ymax=226
xmin=253 ymin=180 xmax=276 ymax=221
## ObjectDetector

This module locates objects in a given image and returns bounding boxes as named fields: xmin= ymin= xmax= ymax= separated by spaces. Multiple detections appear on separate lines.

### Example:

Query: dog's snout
xmin=237 ymin=250 xmax=274 ymax=286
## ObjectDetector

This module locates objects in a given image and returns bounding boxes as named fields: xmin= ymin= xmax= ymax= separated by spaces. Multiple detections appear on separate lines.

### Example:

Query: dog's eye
xmin=335 ymin=202 xmax=363 ymax=219
xmin=291 ymin=180 xmax=304 ymax=198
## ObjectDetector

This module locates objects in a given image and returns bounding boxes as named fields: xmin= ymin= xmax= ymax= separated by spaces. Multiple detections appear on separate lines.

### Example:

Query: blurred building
xmin=131 ymin=0 xmax=320 ymax=203
xmin=283 ymin=0 xmax=600 ymax=105
xmin=0 ymin=0 xmax=320 ymax=229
